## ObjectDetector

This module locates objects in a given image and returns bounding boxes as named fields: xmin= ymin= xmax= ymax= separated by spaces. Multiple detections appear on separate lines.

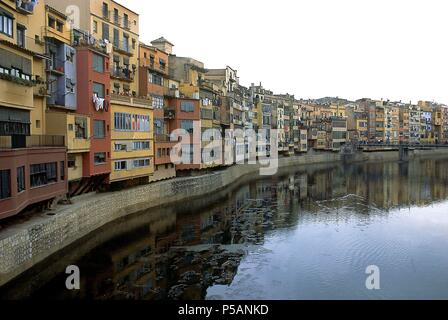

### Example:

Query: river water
xmin=2 ymin=158 xmax=448 ymax=300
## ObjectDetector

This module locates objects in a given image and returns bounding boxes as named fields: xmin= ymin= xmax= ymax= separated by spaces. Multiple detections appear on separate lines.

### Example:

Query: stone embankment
xmin=1 ymin=148 xmax=448 ymax=287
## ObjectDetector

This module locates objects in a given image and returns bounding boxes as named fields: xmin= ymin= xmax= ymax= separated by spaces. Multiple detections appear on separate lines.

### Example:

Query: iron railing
xmin=0 ymin=135 xmax=65 ymax=149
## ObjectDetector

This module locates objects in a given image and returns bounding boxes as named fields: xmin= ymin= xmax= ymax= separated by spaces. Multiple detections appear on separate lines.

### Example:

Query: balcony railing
xmin=164 ymin=87 xmax=180 ymax=98
xmin=110 ymin=94 xmax=152 ymax=108
xmin=201 ymin=108 xmax=213 ymax=120
xmin=27 ymin=135 xmax=65 ymax=148
xmin=113 ymin=40 xmax=133 ymax=55
xmin=15 ymin=0 xmax=36 ymax=14
xmin=111 ymin=67 xmax=134 ymax=81
xmin=0 ymin=72 xmax=36 ymax=87
xmin=111 ymin=12 xmax=122 ymax=26
xmin=72 ymin=31 xmax=107 ymax=54
xmin=155 ymin=134 xmax=174 ymax=143
xmin=46 ymin=58 xmax=65 ymax=75
xmin=0 ymin=135 xmax=65 ymax=149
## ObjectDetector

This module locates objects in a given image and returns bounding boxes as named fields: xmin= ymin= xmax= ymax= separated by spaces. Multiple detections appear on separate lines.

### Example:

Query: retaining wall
xmin=1 ymin=149 xmax=447 ymax=287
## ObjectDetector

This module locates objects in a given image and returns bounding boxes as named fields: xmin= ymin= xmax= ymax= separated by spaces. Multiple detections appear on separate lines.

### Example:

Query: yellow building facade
xmin=0 ymin=0 xmax=47 ymax=135
xmin=110 ymin=96 xmax=154 ymax=183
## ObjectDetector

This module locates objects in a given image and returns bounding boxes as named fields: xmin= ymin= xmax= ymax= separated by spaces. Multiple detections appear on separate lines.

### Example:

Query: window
xmin=154 ymin=119 xmax=164 ymax=135
xmin=115 ymin=143 xmax=127 ymax=151
xmin=133 ymin=141 xmax=150 ymax=150
xmin=75 ymin=117 xmax=87 ymax=139
xmin=93 ymin=21 xmax=98 ymax=33
xmin=48 ymin=16 xmax=55 ymax=29
xmin=66 ymin=78 xmax=75 ymax=93
xmin=17 ymin=167 xmax=25 ymax=193
xmin=36 ymin=120 xmax=41 ymax=129
xmin=180 ymin=101 xmax=195 ymax=112
xmin=123 ymin=33 xmax=129 ymax=52
xmin=102 ymin=22 xmax=109 ymax=41
xmin=114 ymin=161 xmax=127 ymax=171
xmin=114 ymin=113 xmax=149 ymax=132
xmin=113 ymin=8 xmax=119 ymax=24
xmin=56 ymin=20 xmax=64 ymax=32
xmin=68 ymin=155 xmax=76 ymax=168
xmin=159 ymin=58 xmax=166 ymax=70
xmin=93 ymin=82 xmax=105 ymax=98
xmin=94 ymin=153 xmax=106 ymax=165
xmin=123 ymin=14 xmax=129 ymax=28
xmin=30 ymin=163 xmax=57 ymax=188
xmin=113 ymin=28 xmax=119 ymax=47
xmin=0 ymin=13 xmax=13 ymax=37
xmin=152 ymin=95 xmax=164 ymax=109
xmin=133 ymin=158 xmax=151 ymax=168
xmin=17 ymin=25 xmax=25 ymax=48
xmin=93 ymin=54 xmax=104 ymax=73
xmin=94 ymin=120 xmax=105 ymax=138
xmin=181 ymin=120 xmax=194 ymax=133
xmin=102 ymin=3 xmax=109 ymax=19
xmin=0 ymin=170 xmax=11 ymax=199
xmin=60 ymin=161 xmax=65 ymax=181
xmin=149 ymin=73 xmax=163 ymax=86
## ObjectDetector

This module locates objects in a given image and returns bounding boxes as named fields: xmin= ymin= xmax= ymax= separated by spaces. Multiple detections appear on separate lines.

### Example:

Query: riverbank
xmin=1 ymin=148 xmax=448 ymax=287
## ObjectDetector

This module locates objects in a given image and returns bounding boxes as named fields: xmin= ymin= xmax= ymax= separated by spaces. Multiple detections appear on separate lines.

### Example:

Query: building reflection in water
xmin=11 ymin=158 xmax=448 ymax=300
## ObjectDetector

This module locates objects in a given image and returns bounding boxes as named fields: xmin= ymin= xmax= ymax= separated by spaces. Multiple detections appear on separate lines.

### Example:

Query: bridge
xmin=342 ymin=143 xmax=448 ymax=162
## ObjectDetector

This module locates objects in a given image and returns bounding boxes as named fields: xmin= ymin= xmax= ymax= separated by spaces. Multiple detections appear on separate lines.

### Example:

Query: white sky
xmin=117 ymin=0 xmax=448 ymax=104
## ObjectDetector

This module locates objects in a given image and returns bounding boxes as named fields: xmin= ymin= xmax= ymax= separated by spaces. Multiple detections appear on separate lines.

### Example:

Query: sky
xmin=116 ymin=0 xmax=448 ymax=104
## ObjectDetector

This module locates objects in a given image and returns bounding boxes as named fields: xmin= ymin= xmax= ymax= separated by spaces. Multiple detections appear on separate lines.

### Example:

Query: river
xmin=1 ymin=157 xmax=448 ymax=300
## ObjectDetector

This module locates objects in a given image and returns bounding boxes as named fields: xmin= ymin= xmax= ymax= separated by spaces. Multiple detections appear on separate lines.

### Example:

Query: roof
xmin=151 ymin=37 xmax=174 ymax=47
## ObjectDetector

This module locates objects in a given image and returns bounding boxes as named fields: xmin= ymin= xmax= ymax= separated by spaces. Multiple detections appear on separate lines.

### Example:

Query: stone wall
xmin=1 ymin=149 xmax=447 ymax=287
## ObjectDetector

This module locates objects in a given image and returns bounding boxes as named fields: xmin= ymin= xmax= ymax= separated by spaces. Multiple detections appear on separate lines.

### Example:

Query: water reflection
xmin=3 ymin=158 xmax=448 ymax=300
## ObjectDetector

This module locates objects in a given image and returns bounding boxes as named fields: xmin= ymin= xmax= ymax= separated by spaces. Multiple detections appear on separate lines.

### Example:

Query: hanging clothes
xmin=93 ymin=94 xmax=105 ymax=111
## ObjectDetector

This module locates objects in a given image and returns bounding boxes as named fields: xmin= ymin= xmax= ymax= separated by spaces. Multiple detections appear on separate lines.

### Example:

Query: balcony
xmin=15 ymin=0 xmax=36 ymax=14
xmin=155 ymin=134 xmax=175 ymax=143
xmin=221 ymin=113 xmax=231 ymax=126
xmin=110 ymin=94 xmax=152 ymax=109
xmin=46 ymin=58 xmax=65 ymax=76
xmin=0 ymin=135 xmax=65 ymax=150
xmin=72 ymin=32 xmax=107 ymax=54
xmin=201 ymin=108 xmax=213 ymax=120
xmin=0 ymin=71 xmax=36 ymax=88
xmin=111 ymin=67 xmax=134 ymax=82
xmin=164 ymin=108 xmax=176 ymax=120
xmin=164 ymin=87 xmax=180 ymax=98
xmin=133 ymin=97 xmax=152 ymax=108
xmin=0 ymin=138 xmax=67 ymax=219
xmin=113 ymin=40 xmax=133 ymax=56
xmin=145 ymin=60 xmax=168 ymax=75
xmin=111 ymin=12 xmax=122 ymax=26
xmin=34 ymin=85 xmax=50 ymax=98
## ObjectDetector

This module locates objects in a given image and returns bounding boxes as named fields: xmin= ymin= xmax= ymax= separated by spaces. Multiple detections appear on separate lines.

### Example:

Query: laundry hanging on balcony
xmin=16 ymin=0 xmax=39 ymax=12
xmin=93 ymin=94 xmax=106 ymax=112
